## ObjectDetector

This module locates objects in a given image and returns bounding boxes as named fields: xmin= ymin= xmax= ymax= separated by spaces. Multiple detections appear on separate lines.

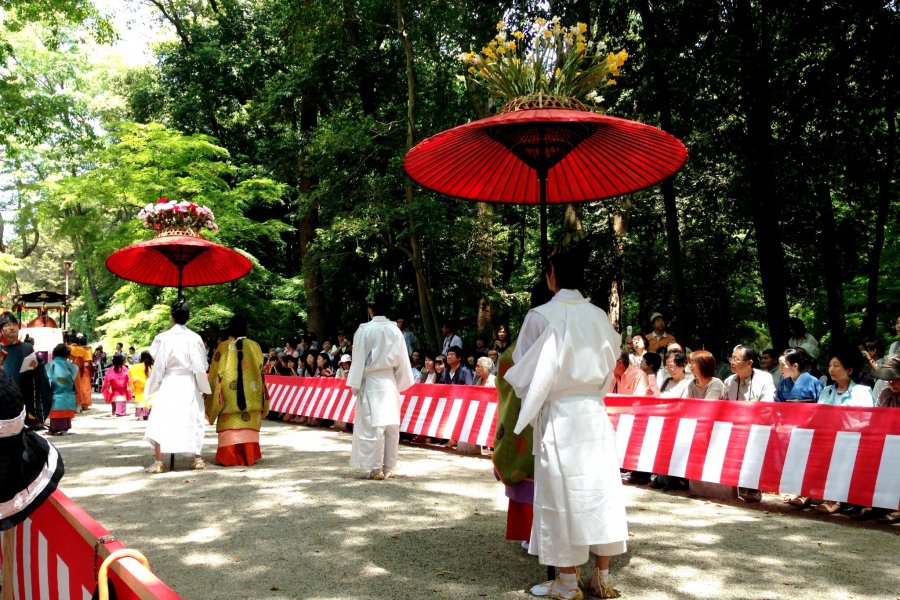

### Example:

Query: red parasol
xmin=404 ymin=105 xmax=688 ymax=260
xmin=105 ymin=232 xmax=252 ymax=296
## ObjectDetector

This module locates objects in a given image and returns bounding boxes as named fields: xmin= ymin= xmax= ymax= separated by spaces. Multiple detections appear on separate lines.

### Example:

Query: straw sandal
xmin=587 ymin=568 xmax=620 ymax=599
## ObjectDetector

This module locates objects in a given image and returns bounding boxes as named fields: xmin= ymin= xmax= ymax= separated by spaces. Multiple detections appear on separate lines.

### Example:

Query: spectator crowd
xmin=30 ymin=306 xmax=898 ymax=523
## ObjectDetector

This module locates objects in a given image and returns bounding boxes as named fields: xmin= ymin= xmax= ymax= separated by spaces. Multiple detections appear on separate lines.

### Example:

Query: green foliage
xmin=3 ymin=0 xmax=898 ymax=364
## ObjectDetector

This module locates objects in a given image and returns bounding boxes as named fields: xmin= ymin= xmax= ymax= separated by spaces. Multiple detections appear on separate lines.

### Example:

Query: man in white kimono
xmin=347 ymin=296 xmax=414 ymax=480
xmin=505 ymin=245 xmax=628 ymax=600
xmin=144 ymin=299 xmax=212 ymax=474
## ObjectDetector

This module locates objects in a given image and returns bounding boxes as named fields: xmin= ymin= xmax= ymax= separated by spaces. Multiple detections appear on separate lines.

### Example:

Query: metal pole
xmin=539 ymin=171 xmax=548 ymax=271
xmin=538 ymin=170 xmax=552 ymax=591
xmin=63 ymin=260 xmax=73 ymax=331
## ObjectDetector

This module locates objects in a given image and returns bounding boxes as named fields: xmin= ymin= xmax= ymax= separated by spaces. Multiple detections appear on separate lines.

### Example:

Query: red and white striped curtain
xmin=267 ymin=377 xmax=900 ymax=510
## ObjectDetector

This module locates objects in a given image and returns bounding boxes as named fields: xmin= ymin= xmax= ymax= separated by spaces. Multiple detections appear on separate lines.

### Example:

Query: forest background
xmin=1 ymin=0 xmax=897 ymax=360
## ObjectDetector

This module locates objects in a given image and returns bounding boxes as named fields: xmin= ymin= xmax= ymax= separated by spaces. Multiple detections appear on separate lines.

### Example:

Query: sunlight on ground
xmin=182 ymin=526 xmax=223 ymax=544
xmin=249 ymin=489 xmax=310 ymax=510
xmin=340 ymin=535 xmax=369 ymax=547
xmin=182 ymin=551 xmax=234 ymax=566
xmin=421 ymin=481 xmax=502 ymax=500
xmin=45 ymin=408 xmax=900 ymax=600
xmin=361 ymin=563 xmax=390 ymax=577
xmin=681 ymin=576 xmax=724 ymax=598
xmin=684 ymin=531 xmax=722 ymax=544
xmin=64 ymin=475 xmax=149 ymax=498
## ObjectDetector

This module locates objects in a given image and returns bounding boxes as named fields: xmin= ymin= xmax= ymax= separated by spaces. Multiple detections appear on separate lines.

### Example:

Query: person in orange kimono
xmin=67 ymin=333 xmax=93 ymax=411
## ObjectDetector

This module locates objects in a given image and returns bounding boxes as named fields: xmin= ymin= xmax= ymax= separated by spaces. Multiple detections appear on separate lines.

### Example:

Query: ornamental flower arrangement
xmin=460 ymin=17 xmax=627 ymax=107
xmin=138 ymin=197 xmax=219 ymax=233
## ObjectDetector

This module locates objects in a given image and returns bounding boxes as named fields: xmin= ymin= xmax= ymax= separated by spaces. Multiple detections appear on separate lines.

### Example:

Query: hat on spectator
xmin=873 ymin=354 xmax=900 ymax=381
xmin=0 ymin=312 xmax=19 ymax=326
xmin=649 ymin=312 xmax=664 ymax=323
xmin=0 ymin=369 xmax=65 ymax=531
xmin=339 ymin=354 xmax=352 ymax=364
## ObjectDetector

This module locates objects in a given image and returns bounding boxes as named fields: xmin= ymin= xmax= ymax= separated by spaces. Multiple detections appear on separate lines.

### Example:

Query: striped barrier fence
xmin=606 ymin=395 xmax=900 ymax=511
xmin=266 ymin=376 xmax=499 ymax=446
xmin=266 ymin=377 xmax=900 ymax=510
xmin=0 ymin=490 xmax=180 ymax=600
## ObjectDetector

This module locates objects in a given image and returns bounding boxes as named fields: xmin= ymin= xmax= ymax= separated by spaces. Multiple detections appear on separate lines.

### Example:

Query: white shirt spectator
xmin=788 ymin=333 xmax=819 ymax=359
xmin=722 ymin=369 xmax=776 ymax=402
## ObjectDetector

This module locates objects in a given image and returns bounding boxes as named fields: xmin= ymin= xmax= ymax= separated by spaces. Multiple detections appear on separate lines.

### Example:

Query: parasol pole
xmin=537 ymin=133 xmax=554 ymax=584
xmin=539 ymin=170 xmax=548 ymax=270
xmin=173 ymin=264 xmax=185 ymax=473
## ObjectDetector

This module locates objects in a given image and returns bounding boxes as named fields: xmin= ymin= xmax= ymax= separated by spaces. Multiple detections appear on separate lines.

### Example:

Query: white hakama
xmin=349 ymin=371 xmax=401 ymax=470
xmin=145 ymin=370 xmax=206 ymax=454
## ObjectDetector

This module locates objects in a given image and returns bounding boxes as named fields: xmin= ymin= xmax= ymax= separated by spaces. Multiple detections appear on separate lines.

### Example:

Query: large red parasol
xmin=105 ymin=231 xmax=252 ymax=296
xmin=404 ymin=104 xmax=687 ymax=260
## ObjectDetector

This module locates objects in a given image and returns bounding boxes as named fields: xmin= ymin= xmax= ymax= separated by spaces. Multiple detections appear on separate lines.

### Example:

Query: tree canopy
xmin=2 ymin=0 xmax=897 ymax=361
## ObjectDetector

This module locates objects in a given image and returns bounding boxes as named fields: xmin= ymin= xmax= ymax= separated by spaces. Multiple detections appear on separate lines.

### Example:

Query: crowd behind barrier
xmin=266 ymin=377 xmax=900 ymax=511
xmin=0 ymin=490 xmax=180 ymax=600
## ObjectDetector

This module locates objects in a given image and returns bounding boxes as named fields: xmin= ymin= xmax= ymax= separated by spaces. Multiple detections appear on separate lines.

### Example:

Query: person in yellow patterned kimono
xmin=205 ymin=315 xmax=269 ymax=466
xmin=129 ymin=351 xmax=154 ymax=420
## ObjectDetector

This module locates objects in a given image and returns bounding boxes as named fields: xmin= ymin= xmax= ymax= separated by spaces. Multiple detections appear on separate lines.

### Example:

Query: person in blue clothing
xmin=776 ymin=348 xmax=823 ymax=402
xmin=817 ymin=347 xmax=874 ymax=408
xmin=440 ymin=346 xmax=473 ymax=385
xmin=45 ymin=344 xmax=79 ymax=435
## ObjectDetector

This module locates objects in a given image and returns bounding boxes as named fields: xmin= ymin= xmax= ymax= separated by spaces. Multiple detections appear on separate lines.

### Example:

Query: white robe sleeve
xmin=393 ymin=330 xmax=415 ymax=392
xmin=346 ymin=324 xmax=367 ymax=393
xmin=507 ymin=325 xmax=559 ymax=435
xmin=190 ymin=335 xmax=211 ymax=395
xmin=144 ymin=335 xmax=165 ymax=396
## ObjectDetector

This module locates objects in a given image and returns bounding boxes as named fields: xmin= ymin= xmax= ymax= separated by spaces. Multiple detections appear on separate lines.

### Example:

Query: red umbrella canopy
xmin=403 ymin=107 xmax=687 ymax=204
xmin=105 ymin=234 xmax=252 ymax=291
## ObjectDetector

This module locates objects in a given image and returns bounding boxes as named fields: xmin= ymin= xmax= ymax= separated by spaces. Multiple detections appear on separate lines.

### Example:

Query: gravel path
xmin=45 ymin=403 xmax=899 ymax=600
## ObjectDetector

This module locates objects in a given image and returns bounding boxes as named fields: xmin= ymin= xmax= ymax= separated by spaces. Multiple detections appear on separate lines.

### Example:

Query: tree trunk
xmin=14 ymin=183 xmax=39 ymax=259
xmin=815 ymin=182 xmax=847 ymax=348
xmin=475 ymin=202 xmax=494 ymax=336
xmin=736 ymin=0 xmax=790 ymax=350
xmin=634 ymin=0 xmax=688 ymax=340
xmin=861 ymin=101 xmax=895 ymax=338
xmin=396 ymin=0 xmax=439 ymax=351
xmin=69 ymin=233 xmax=99 ymax=314
xmin=608 ymin=198 xmax=630 ymax=331
xmin=298 ymin=93 xmax=328 ymax=337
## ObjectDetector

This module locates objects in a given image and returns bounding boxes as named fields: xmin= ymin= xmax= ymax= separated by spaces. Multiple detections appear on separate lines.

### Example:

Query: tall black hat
xmin=171 ymin=297 xmax=190 ymax=320
xmin=0 ymin=370 xmax=64 ymax=531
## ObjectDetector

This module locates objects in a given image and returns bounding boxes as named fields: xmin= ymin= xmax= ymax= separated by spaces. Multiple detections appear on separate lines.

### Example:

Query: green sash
xmin=491 ymin=343 xmax=534 ymax=485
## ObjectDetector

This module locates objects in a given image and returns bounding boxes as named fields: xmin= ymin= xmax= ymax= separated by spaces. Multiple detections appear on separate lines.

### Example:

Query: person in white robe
xmin=504 ymin=245 xmax=628 ymax=600
xmin=143 ymin=299 xmax=211 ymax=474
xmin=347 ymin=296 xmax=414 ymax=480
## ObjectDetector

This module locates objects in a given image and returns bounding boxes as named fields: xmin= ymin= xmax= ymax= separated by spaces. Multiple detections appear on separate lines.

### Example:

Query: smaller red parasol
xmin=105 ymin=232 xmax=251 ymax=295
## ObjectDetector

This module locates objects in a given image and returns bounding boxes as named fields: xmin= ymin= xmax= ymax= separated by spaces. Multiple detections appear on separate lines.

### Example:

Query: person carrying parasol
xmin=143 ymin=298 xmax=211 ymax=474
xmin=504 ymin=241 xmax=628 ymax=600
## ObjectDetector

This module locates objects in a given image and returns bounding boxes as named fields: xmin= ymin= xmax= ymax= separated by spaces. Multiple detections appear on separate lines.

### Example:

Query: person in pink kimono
xmin=102 ymin=354 xmax=132 ymax=417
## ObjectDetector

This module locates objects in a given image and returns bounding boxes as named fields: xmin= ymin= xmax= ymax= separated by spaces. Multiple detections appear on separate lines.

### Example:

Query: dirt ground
xmin=36 ymin=403 xmax=900 ymax=600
